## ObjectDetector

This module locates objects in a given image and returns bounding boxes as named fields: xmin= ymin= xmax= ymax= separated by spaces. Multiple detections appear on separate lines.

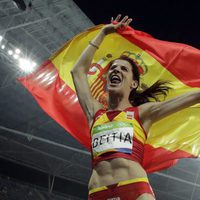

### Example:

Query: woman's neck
xmin=108 ymin=94 xmax=132 ymax=111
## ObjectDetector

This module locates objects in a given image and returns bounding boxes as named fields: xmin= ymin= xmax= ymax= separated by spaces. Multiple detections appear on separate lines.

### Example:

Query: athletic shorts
xmin=88 ymin=177 xmax=155 ymax=200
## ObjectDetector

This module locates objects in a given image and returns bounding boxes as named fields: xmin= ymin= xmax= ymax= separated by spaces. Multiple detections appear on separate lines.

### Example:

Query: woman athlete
xmin=71 ymin=15 xmax=200 ymax=200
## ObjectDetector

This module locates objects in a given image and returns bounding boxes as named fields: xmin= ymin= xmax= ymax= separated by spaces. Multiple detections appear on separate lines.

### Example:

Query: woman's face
xmin=107 ymin=59 xmax=138 ymax=94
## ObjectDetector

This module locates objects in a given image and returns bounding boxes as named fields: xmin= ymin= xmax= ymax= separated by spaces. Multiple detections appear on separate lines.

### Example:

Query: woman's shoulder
xmin=137 ymin=102 xmax=158 ymax=131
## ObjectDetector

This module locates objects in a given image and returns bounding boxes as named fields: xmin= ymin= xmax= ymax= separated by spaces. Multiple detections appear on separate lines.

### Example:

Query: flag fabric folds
xmin=18 ymin=24 xmax=200 ymax=173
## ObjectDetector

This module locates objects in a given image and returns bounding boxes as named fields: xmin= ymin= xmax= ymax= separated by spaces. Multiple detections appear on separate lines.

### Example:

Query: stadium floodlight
xmin=8 ymin=50 xmax=13 ymax=55
xmin=13 ymin=54 xmax=19 ymax=59
xmin=18 ymin=58 xmax=37 ymax=72
xmin=31 ymin=62 xmax=36 ymax=67
xmin=15 ymin=48 xmax=21 ymax=54
xmin=0 ymin=36 xmax=2 ymax=42
xmin=1 ymin=45 xmax=5 ymax=49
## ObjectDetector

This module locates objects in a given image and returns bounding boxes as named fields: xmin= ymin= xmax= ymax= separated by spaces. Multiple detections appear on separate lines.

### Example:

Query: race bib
xmin=92 ymin=121 xmax=133 ymax=157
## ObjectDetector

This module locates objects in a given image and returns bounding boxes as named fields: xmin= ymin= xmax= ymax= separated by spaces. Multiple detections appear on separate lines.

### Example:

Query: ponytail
xmin=129 ymin=80 xmax=172 ymax=106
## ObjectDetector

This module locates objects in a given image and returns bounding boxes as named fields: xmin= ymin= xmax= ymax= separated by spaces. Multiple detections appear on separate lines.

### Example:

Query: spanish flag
xmin=18 ymin=24 xmax=200 ymax=173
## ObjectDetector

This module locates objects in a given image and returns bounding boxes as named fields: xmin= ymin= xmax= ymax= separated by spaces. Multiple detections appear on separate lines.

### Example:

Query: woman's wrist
xmin=101 ymin=27 xmax=110 ymax=35
xmin=101 ymin=24 xmax=116 ymax=35
xmin=99 ymin=27 xmax=108 ymax=36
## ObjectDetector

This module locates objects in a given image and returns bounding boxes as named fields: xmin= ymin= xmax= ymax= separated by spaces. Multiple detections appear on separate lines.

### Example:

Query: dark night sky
xmin=74 ymin=0 xmax=200 ymax=49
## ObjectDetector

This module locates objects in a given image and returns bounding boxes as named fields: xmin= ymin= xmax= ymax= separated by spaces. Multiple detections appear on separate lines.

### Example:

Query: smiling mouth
xmin=109 ymin=74 xmax=122 ymax=87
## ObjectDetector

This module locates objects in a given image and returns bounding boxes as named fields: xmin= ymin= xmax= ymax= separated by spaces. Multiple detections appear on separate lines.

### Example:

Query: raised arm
xmin=71 ymin=15 xmax=132 ymax=126
xmin=141 ymin=90 xmax=200 ymax=126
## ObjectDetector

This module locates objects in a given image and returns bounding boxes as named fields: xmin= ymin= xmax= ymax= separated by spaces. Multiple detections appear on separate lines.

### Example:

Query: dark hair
xmin=110 ymin=55 xmax=172 ymax=106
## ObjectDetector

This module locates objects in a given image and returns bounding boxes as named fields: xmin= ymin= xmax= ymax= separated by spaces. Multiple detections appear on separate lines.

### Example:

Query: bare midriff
xmin=88 ymin=157 xmax=147 ymax=190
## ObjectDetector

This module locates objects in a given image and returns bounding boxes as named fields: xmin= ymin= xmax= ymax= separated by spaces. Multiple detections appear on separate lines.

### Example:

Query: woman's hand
xmin=102 ymin=14 xmax=132 ymax=35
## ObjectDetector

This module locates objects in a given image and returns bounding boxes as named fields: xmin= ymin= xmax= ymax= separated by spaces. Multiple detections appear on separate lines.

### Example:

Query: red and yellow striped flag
xmin=18 ymin=24 xmax=200 ymax=173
